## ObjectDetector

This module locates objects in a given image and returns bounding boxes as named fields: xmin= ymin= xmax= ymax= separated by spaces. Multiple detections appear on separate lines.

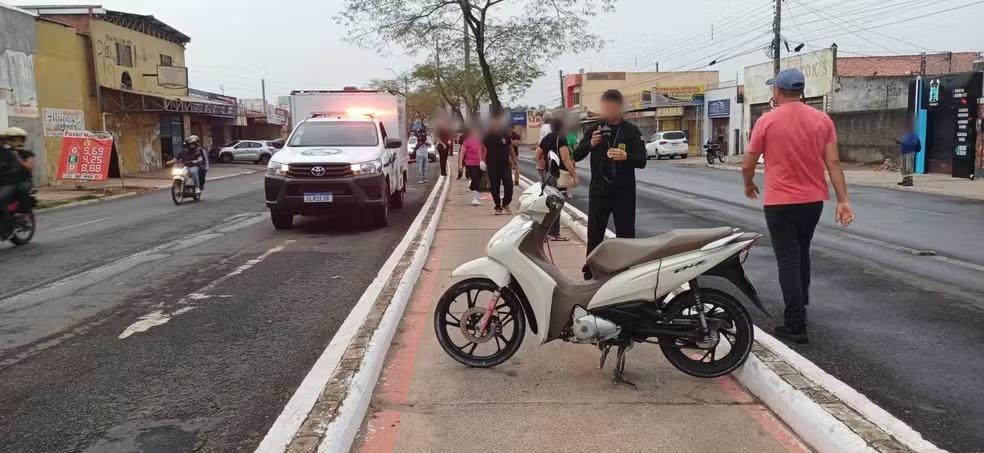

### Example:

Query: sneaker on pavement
xmin=774 ymin=325 xmax=809 ymax=344
xmin=503 ymin=205 xmax=512 ymax=215
xmin=494 ymin=207 xmax=503 ymax=215
xmin=194 ymin=188 xmax=202 ymax=194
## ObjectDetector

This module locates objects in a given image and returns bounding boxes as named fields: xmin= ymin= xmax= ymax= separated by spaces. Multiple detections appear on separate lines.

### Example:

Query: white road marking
xmin=118 ymin=239 xmax=294 ymax=339
xmin=0 ymin=212 xmax=269 ymax=309
xmin=50 ymin=216 xmax=112 ymax=232
xmin=901 ymin=207 xmax=956 ymax=217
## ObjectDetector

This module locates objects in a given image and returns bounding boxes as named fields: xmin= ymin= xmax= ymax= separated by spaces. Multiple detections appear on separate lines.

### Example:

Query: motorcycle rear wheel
xmin=434 ymin=278 xmax=526 ymax=368
xmin=658 ymin=288 xmax=754 ymax=378
xmin=706 ymin=154 xmax=715 ymax=165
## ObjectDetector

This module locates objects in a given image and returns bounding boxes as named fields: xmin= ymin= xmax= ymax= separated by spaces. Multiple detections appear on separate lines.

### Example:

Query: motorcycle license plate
xmin=303 ymin=192 xmax=333 ymax=203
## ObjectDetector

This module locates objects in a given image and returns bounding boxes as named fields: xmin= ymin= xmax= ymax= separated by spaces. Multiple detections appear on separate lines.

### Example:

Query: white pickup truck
xmin=264 ymin=89 xmax=409 ymax=229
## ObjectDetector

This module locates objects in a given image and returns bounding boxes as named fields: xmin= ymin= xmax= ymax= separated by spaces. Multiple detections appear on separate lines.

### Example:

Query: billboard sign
xmin=510 ymin=110 xmax=527 ymax=126
xmin=744 ymin=48 xmax=834 ymax=105
xmin=43 ymin=108 xmax=85 ymax=137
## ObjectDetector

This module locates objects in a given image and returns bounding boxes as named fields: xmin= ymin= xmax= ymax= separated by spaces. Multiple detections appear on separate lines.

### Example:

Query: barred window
xmin=116 ymin=43 xmax=133 ymax=67
xmin=160 ymin=54 xmax=173 ymax=66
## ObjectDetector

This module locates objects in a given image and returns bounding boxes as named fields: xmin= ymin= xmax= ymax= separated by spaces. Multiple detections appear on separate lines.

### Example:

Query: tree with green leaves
xmin=337 ymin=0 xmax=617 ymax=112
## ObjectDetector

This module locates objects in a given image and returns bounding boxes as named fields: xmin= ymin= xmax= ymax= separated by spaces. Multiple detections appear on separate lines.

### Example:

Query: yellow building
xmin=32 ymin=18 xmax=101 ymax=184
xmin=24 ymin=6 xmax=233 ymax=176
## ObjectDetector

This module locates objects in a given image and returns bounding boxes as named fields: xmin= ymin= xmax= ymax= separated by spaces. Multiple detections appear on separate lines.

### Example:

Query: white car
xmin=646 ymin=131 xmax=689 ymax=159
xmin=217 ymin=140 xmax=279 ymax=164
xmin=407 ymin=136 xmax=437 ymax=163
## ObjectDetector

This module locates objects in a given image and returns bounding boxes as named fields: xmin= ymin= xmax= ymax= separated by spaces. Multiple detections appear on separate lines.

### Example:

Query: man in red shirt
xmin=743 ymin=68 xmax=855 ymax=344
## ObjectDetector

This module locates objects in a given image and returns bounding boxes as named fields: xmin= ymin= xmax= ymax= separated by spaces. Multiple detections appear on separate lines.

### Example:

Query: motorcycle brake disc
xmin=459 ymin=307 xmax=499 ymax=344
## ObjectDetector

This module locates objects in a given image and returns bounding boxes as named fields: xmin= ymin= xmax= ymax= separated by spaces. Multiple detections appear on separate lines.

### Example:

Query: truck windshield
xmin=288 ymin=121 xmax=379 ymax=147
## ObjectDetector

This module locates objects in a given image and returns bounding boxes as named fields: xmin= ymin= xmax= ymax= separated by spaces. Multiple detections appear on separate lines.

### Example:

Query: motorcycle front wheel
xmin=434 ymin=278 xmax=526 ymax=368
xmin=718 ymin=155 xmax=726 ymax=163
xmin=171 ymin=180 xmax=184 ymax=205
xmin=658 ymin=288 xmax=754 ymax=378
xmin=9 ymin=212 xmax=35 ymax=246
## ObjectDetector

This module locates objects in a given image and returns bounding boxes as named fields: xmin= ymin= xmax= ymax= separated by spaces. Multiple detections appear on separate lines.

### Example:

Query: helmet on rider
xmin=2 ymin=127 xmax=28 ymax=150
xmin=184 ymin=135 xmax=201 ymax=149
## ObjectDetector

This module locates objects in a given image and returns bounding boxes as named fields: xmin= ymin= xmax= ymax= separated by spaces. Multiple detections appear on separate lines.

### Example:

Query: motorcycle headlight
xmin=351 ymin=159 xmax=382 ymax=175
xmin=267 ymin=161 xmax=289 ymax=176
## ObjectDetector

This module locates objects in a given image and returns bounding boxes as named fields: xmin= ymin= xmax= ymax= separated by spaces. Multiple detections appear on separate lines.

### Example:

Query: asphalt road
xmin=0 ymin=167 xmax=438 ymax=452
xmin=519 ymin=156 xmax=984 ymax=453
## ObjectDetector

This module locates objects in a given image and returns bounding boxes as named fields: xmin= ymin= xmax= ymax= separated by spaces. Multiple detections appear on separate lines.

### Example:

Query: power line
xmin=809 ymin=0 xmax=984 ymax=43
xmin=790 ymin=0 xmax=939 ymax=53
xmin=789 ymin=0 xmax=898 ymax=54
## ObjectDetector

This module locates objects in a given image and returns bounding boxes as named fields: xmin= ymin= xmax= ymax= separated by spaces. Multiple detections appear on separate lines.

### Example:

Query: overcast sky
xmin=15 ymin=0 xmax=984 ymax=107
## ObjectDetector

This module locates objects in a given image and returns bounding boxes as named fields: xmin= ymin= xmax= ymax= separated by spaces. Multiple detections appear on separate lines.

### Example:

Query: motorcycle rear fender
xmin=451 ymin=257 xmax=511 ymax=288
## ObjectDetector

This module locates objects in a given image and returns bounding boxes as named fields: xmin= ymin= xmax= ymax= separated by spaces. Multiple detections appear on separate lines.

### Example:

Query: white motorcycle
xmin=170 ymin=164 xmax=202 ymax=205
xmin=434 ymin=178 xmax=768 ymax=385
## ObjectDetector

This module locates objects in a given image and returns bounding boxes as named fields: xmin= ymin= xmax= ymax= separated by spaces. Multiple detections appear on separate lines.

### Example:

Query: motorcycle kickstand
xmin=611 ymin=344 xmax=636 ymax=388
xmin=598 ymin=344 xmax=611 ymax=369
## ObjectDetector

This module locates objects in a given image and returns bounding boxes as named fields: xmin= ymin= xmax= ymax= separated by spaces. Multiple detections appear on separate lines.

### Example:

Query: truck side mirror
xmin=385 ymin=137 xmax=403 ymax=149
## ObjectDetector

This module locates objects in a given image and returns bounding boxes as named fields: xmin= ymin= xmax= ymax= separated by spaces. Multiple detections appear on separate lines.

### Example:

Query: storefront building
xmin=911 ymin=72 xmax=982 ymax=178
xmin=23 ymin=6 xmax=206 ymax=173
xmin=189 ymin=88 xmax=241 ymax=149
xmin=703 ymin=84 xmax=744 ymax=156
xmin=0 ymin=4 xmax=43 ymax=182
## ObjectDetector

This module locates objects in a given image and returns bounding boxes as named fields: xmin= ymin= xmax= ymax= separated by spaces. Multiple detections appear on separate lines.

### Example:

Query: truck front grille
xmin=287 ymin=163 xmax=353 ymax=178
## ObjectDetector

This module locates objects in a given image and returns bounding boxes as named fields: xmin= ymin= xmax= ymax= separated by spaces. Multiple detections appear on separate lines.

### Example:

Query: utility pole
xmin=559 ymin=70 xmax=565 ymax=109
xmin=773 ymin=0 xmax=782 ymax=76
xmin=261 ymin=78 xmax=268 ymax=110
xmin=219 ymin=84 xmax=225 ymax=95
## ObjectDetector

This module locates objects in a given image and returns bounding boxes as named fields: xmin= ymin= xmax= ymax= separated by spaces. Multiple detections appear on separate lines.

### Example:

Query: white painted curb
xmin=254 ymin=177 xmax=448 ymax=453
xmin=516 ymin=175 xmax=941 ymax=453
xmin=318 ymin=177 xmax=449 ymax=453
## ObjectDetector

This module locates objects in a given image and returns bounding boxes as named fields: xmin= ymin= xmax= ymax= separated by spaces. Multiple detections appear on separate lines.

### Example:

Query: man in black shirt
xmin=0 ymin=127 xmax=36 ymax=239
xmin=573 ymin=89 xmax=647 ymax=279
xmin=482 ymin=114 xmax=517 ymax=215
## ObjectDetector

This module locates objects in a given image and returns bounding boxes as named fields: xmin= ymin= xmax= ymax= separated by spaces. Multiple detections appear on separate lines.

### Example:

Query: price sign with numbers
xmin=56 ymin=130 xmax=115 ymax=181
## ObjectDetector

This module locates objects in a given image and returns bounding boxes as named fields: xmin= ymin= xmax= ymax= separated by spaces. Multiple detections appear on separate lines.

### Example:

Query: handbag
xmin=557 ymin=170 xmax=575 ymax=189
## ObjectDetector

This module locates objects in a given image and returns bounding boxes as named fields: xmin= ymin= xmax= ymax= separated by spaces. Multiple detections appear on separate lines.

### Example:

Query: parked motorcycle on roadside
xmin=170 ymin=165 xmax=202 ymax=205
xmin=2 ymin=191 xmax=37 ymax=246
xmin=433 ymin=176 xmax=768 ymax=385
xmin=704 ymin=138 xmax=725 ymax=165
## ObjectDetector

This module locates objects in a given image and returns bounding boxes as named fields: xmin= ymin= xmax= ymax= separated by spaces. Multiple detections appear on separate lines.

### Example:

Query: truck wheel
xmin=390 ymin=177 xmax=405 ymax=209
xmin=271 ymin=211 xmax=294 ymax=230
xmin=372 ymin=183 xmax=390 ymax=228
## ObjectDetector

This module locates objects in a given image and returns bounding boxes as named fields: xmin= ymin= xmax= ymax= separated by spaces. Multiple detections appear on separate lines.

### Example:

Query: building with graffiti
xmin=0 ymin=3 xmax=43 ymax=182
xmin=22 ymin=5 xmax=241 ymax=175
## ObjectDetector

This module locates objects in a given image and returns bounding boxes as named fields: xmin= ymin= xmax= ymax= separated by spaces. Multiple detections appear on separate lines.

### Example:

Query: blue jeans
xmin=416 ymin=151 xmax=427 ymax=180
xmin=187 ymin=166 xmax=201 ymax=188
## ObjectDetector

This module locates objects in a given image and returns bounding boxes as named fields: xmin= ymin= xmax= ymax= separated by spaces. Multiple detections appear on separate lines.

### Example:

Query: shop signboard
xmin=653 ymin=85 xmax=705 ymax=103
xmin=56 ymin=130 xmax=114 ymax=181
xmin=43 ymin=108 xmax=85 ymax=137
xmin=708 ymin=99 xmax=731 ymax=118
xmin=656 ymin=107 xmax=683 ymax=117
xmin=510 ymin=110 xmax=527 ymax=126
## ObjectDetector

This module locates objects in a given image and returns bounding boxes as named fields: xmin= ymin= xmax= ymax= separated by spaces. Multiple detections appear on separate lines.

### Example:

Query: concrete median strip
xmin=517 ymin=175 xmax=942 ymax=453
xmin=255 ymin=176 xmax=449 ymax=453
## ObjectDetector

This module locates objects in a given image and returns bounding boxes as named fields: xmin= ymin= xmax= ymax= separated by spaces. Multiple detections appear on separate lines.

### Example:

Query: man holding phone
xmin=573 ymin=89 xmax=647 ymax=280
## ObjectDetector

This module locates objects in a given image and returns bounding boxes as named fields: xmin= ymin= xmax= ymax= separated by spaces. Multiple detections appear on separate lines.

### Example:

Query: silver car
xmin=217 ymin=140 xmax=279 ymax=164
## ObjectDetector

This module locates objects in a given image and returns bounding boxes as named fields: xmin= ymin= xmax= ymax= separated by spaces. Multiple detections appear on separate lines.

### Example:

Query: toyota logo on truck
xmin=310 ymin=166 xmax=326 ymax=176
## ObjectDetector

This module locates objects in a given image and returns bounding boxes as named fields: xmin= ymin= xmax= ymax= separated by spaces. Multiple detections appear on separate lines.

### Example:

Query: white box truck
xmin=264 ymin=89 xmax=409 ymax=229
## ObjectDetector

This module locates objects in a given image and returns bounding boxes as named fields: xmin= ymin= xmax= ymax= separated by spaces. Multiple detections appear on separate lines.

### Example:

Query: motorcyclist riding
xmin=0 ymin=127 xmax=36 ymax=239
xmin=167 ymin=135 xmax=204 ymax=194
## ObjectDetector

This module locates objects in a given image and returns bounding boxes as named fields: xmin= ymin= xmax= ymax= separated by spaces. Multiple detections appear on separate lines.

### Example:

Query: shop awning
xmin=100 ymin=88 xmax=238 ymax=118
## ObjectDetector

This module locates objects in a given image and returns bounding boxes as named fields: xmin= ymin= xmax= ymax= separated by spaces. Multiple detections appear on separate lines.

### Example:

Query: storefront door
xmin=159 ymin=114 xmax=185 ymax=162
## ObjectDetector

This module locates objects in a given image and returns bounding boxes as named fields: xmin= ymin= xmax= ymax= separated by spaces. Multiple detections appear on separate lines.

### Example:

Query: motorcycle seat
xmin=587 ymin=227 xmax=734 ymax=275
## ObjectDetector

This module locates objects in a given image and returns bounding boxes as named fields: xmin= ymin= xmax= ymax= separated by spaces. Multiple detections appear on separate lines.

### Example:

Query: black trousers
xmin=199 ymin=168 xmax=208 ymax=189
xmin=763 ymin=201 xmax=823 ymax=328
xmin=488 ymin=167 xmax=513 ymax=208
xmin=465 ymin=165 xmax=483 ymax=191
xmin=438 ymin=145 xmax=450 ymax=176
xmin=586 ymin=195 xmax=636 ymax=256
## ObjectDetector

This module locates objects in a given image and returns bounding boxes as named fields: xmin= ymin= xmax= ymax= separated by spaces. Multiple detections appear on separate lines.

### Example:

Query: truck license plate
xmin=303 ymin=192 xmax=333 ymax=203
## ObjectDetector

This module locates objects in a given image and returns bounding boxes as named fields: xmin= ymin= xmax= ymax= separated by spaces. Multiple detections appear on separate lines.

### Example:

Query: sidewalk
xmin=35 ymin=163 xmax=260 ymax=209
xmin=663 ymin=156 xmax=984 ymax=201
xmin=356 ymin=180 xmax=807 ymax=452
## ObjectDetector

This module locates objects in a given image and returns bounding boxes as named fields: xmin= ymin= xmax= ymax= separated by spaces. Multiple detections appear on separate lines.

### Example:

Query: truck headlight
xmin=267 ymin=161 xmax=289 ymax=176
xmin=351 ymin=159 xmax=382 ymax=175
